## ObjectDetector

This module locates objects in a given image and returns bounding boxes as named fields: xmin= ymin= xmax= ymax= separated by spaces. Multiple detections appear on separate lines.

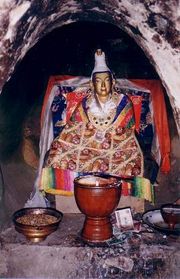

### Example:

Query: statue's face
xmin=93 ymin=72 xmax=112 ymax=99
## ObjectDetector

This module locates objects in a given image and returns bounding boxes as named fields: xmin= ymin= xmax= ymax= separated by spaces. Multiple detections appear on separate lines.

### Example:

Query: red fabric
xmin=121 ymin=181 xmax=132 ymax=196
xmin=128 ymin=95 xmax=142 ymax=132
xmin=130 ymin=79 xmax=171 ymax=173
xmin=66 ymin=91 xmax=87 ymax=122
xmin=55 ymin=168 xmax=63 ymax=190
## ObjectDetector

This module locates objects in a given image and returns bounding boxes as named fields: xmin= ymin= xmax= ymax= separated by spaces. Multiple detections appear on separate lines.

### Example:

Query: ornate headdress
xmin=91 ymin=49 xmax=111 ymax=78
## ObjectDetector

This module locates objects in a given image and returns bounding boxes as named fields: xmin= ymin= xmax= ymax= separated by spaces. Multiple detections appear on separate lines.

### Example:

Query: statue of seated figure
xmin=40 ymin=49 xmax=154 ymax=202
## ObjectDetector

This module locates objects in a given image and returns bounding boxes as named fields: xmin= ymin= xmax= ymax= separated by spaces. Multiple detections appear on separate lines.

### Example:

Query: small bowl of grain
xmin=12 ymin=207 xmax=63 ymax=242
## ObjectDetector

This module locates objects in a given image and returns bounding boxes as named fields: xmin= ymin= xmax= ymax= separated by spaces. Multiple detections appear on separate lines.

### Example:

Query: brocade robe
xmin=41 ymin=92 xmax=144 ymax=195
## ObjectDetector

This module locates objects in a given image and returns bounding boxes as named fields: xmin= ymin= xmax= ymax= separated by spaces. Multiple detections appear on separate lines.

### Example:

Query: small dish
xmin=142 ymin=209 xmax=180 ymax=235
xmin=12 ymin=207 xmax=63 ymax=242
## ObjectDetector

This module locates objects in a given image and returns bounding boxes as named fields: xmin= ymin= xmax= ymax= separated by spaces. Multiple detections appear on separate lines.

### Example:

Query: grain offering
xmin=16 ymin=214 xmax=58 ymax=226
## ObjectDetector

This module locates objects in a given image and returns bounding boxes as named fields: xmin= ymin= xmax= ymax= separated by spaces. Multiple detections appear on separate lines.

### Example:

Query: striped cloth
xmin=41 ymin=167 xmax=154 ymax=202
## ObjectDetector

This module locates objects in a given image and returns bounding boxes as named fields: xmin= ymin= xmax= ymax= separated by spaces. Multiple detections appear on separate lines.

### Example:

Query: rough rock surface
xmin=0 ymin=0 xmax=179 ymax=132
xmin=0 ymin=214 xmax=180 ymax=278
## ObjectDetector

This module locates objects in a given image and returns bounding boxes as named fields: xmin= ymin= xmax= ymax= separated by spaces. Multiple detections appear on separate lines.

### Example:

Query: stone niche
xmin=0 ymin=1 xmax=179 ymax=226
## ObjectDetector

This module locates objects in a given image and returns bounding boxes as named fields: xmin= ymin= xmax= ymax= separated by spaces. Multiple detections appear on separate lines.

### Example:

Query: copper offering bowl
xmin=12 ymin=207 xmax=63 ymax=243
xmin=74 ymin=174 xmax=121 ymax=243
xmin=160 ymin=203 xmax=180 ymax=229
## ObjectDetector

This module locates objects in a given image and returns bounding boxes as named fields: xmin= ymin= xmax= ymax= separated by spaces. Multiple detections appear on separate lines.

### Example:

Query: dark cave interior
xmin=0 ymin=21 xmax=160 ymax=161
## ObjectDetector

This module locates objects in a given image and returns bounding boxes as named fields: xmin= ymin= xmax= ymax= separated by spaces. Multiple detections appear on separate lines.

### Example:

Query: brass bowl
xmin=12 ymin=207 xmax=63 ymax=243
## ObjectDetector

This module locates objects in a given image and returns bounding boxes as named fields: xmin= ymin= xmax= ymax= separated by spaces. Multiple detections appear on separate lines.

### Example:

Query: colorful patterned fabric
xmin=39 ymin=76 xmax=158 ymax=202
xmin=118 ymin=87 xmax=154 ymax=152
xmin=41 ymin=168 xmax=153 ymax=202
xmin=41 ymin=167 xmax=79 ymax=195
xmin=133 ymin=177 xmax=154 ymax=203
xmin=121 ymin=178 xmax=154 ymax=203
xmin=41 ymin=90 xmax=146 ymax=197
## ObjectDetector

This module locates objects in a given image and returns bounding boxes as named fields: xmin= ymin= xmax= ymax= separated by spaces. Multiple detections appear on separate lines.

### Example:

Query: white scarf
xmin=88 ymin=96 xmax=116 ymax=117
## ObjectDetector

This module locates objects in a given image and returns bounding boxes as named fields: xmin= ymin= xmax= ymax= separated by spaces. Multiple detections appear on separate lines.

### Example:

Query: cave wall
xmin=0 ymin=0 xmax=180 ymax=133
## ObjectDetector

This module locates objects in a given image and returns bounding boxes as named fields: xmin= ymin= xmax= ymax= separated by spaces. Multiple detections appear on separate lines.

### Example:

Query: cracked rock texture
xmin=0 ymin=214 xmax=180 ymax=278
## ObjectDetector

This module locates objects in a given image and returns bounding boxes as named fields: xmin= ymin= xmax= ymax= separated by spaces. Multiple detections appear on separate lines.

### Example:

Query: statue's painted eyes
xmin=105 ymin=77 xmax=111 ymax=82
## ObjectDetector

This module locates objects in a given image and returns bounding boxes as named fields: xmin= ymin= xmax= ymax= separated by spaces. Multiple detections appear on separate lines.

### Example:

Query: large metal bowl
xmin=12 ymin=207 xmax=63 ymax=243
